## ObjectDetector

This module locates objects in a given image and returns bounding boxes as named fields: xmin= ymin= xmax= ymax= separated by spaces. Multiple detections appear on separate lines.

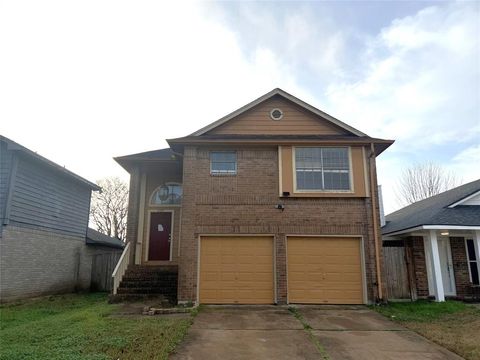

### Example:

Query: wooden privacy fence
xmin=91 ymin=252 xmax=122 ymax=292
xmin=383 ymin=241 xmax=412 ymax=300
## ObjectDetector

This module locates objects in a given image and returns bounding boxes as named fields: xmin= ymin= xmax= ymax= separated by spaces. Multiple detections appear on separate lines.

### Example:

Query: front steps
xmin=109 ymin=265 xmax=178 ymax=304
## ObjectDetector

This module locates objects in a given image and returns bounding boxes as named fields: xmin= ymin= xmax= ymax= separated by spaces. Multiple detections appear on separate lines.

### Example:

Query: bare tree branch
xmin=395 ymin=162 xmax=460 ymax=206
xmin=89 ymin=177 xmax=129 ymax=242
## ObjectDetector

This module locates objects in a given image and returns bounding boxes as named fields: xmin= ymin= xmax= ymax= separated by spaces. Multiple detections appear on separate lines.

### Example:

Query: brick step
xmin=123 ymin=272 xmax=177 ymax=277
xmin=124 ymin=272 xmax=177 ymax=277
xmin=108 ymin=293 xmax=169 ymax=304
xmin=126 ymin=266 xmax=178 ymax=273
xmin=120 ymin=280 xmax=175 ymax=288
xmin=121 ymin=275 xmax=177 ymax=282
xmin=117 ymin=287 xmax=172 ymax=295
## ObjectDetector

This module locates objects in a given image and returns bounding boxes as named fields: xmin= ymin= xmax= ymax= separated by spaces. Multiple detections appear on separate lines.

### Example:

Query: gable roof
xmin=190 ymin=88 xmax=368 ymax=137
xmin=382 ymin=179 xmax=480 ymax=235
xmin=448 ymin=189 xmax=480 ymax=207
xmin=1 ymin=135 xmax=100 ymax=191
xmin=86 ymin=228 xmax=125 ymax=249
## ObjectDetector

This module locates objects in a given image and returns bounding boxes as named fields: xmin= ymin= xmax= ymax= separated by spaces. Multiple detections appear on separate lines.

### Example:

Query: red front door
xmin=148 ymin=212 xmax=172 ymax=261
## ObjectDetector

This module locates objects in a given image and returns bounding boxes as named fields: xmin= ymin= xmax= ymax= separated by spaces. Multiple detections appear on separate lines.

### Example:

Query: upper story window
xmin=295 ymin=147 xmax=351 ymax=191
xmin=466 ymin=239 xmax=479 ymax=285
xmin=151 ymin=183 xmax=182 ymax=205
xmin=210 ymin=151 xmax=237 ymax=175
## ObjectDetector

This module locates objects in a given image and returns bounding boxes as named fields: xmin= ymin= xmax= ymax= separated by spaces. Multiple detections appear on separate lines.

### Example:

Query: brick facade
xmin=410 ymin=236 xmax=429 ymax=298
xmin=0 ymin=225 xmax=91 ymax=301
xmin=173 ymin=145 xmax=382 ymax=304
xmin=450 ymin=237 xmax=471 ymax=298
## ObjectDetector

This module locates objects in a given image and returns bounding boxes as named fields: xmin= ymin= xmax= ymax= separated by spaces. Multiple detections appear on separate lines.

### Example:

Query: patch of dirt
xmin=111 ymin=300 xmax=169 ymax=316
xmin=402 ymin=308 xmax=480 ymax=360
xmin=110 ymin=301 xmax=192 ymax=320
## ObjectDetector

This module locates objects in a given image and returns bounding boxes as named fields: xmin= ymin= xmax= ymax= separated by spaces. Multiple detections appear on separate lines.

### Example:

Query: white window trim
xmin=292 ymin=146 xmax=354 ymax=193
xmin=150 ymin=182 xmax=183 ymax=206
xmin=210 ymin=151 xmax=237 ymax=175
xmin=465 ymin=238 xmax=480 ymax=285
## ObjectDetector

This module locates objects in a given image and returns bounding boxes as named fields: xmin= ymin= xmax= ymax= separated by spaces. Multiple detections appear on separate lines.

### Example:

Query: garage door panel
xmin=201 ymin=271 xmax=220 ymax=282
xmin=324 ymin=273 xmax=361 ymax=283
xmin=288 ymin=237 xmax=363 ymax=304
xmin=220 ymin=272 xmax=236 ymax=281
xmin=200 ymin=236 xmax=274 ymax=304
xmin=322 ymin=263 xmax=359 ymax=273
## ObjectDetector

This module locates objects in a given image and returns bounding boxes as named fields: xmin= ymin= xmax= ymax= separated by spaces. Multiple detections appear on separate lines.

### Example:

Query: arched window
xmin=151 ymin=183 xmax=182 ymax=205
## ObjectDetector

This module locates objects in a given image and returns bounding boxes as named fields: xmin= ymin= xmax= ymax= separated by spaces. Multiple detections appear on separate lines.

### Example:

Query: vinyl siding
xmin=209 ymin=96 xmax=350 ymax=136
xmin=0 ymin=142 xmax=13 ymax=224
xmin=9 ymin=154 xmax=92 ymax=236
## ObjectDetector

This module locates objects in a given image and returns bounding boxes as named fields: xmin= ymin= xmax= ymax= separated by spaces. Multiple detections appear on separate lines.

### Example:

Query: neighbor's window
xmin=295 ymin=147 xmax=350 ymax=191
xmin=466 ymin=239 xmax=479 ymax=285
xmin=210 ymin=151 xmax=237 ymax=175
xmin=151 ymin=183 xmax=182 ymax=205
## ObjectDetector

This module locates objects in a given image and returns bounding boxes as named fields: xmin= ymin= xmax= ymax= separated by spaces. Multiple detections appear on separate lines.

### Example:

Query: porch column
xmin=426 ymin=230 xmax=445 ymax=302
xmin=126 ymin=166 xmax=141 ymax=265
xmin=135 ymin=172 xmax=147 ymax=265
xmin=475 ymin=231 xmax=480 ymax=267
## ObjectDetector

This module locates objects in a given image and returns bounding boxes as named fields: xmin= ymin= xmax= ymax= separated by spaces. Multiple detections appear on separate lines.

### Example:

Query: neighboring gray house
xmin=382 ymin=179 xmax=480 ymax=302
xmin=0 ymin=135 xmax=121 ymax=301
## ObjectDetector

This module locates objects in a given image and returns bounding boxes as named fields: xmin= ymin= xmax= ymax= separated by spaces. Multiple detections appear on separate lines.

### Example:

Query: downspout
xmin=369 ymin=143 xmax=384 ymax=302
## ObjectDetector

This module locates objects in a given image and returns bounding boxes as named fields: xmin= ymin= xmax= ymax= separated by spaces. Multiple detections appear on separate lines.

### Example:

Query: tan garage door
xmin=199 ymin=236 xmax=274 ymax=304
xmin=287 ymin=236 xmax=363 ymax=304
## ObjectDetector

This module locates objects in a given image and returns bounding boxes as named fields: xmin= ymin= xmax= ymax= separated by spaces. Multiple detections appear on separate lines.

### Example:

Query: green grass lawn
xmin=0 ymin=293 xmax=192 ymax=360
xmin=373 ymin=300 xmax=480 ymax=360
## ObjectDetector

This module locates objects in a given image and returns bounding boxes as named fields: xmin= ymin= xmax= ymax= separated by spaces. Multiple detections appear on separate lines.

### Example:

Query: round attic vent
xmin=270 ymin=108 xmax=283 ymax=121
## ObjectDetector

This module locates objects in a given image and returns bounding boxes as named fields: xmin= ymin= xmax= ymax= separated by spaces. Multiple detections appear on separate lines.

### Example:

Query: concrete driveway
xmin=170 ymin=305 xmax=463 ymax=360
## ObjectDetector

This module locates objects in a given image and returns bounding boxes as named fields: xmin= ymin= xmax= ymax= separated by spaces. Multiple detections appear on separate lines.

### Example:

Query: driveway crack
xmin=288 ymin=307 xmax=330 ymax=360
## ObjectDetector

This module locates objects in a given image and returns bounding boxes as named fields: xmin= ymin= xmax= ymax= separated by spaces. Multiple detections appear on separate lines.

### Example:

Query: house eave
xmin=114 ymin=157 xmax=180 ymax=173
xmin=167 ymin=136 xmax=394 ymax=156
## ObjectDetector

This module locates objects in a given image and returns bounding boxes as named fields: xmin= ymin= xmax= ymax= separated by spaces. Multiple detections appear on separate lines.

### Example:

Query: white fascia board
xmin=383 ymin=225 xmax=480 ymax=237
xmin=448 ymin=190 xmax=480 ymax=208
xmin=423 ymin=225 xmax=480 ymax=230
xmin=382 ymin=226 xmax=425 ymax=237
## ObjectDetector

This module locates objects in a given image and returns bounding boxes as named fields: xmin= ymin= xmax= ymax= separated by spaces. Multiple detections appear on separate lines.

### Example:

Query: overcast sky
xmin=1 ymin=1 xmax=479 ymax=214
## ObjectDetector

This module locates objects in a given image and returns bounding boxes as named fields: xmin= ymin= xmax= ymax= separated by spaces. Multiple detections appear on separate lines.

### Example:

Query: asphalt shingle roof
xmin=86 ymin=228 xmax=125 ymax=249
xmin=382 ymin=179 xmax=480 ymax=235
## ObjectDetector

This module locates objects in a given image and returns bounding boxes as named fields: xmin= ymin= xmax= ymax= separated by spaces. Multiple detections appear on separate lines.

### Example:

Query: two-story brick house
xmin=113 ymin=89 xmax=394 ymax=305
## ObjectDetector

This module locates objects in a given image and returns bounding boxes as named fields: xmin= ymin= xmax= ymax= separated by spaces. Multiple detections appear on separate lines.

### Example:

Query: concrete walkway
xmin=170 ymin=305 xmax=463 ymax=360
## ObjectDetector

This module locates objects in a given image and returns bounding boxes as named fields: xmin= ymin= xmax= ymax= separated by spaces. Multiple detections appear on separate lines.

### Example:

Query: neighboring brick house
xmin=113 ymin=88 xmax=394 ymax=305
xmin=0 ymin=136 xmax=123 ymax=302
xmin=382 ymin=180 xmax=480 ymax=302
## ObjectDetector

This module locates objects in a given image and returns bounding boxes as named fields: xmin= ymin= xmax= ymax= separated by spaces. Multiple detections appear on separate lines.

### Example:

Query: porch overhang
xmin=383 ymin=225 xmax=480 ymax=239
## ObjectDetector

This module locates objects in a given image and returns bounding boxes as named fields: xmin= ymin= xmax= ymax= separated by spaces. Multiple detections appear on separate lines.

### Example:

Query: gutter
xmin=369 ymin=143 xmax=383 ymax=302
